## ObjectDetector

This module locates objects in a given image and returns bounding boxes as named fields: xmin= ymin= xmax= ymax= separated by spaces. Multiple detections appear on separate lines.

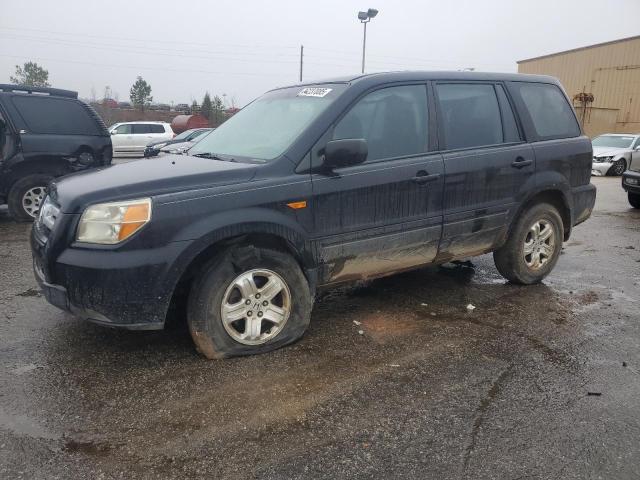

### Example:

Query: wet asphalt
xmin=0 ymin=176 xmax=639 ymax=479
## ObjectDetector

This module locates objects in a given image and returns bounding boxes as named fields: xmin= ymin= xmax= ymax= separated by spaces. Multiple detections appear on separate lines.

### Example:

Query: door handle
xmin=412 ymin=171 xmax=441 ymax=184
xmin=511 ymin=157 xmax=533 ymax=168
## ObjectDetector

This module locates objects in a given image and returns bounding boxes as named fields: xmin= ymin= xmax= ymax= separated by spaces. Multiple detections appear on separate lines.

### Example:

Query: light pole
xmin=358 ymin=8 xmax=378 ymax=74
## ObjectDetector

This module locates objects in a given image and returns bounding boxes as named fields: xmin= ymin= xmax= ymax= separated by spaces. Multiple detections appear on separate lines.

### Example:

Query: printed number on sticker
xmin=298 ymin=88 xmax=332 ymax=98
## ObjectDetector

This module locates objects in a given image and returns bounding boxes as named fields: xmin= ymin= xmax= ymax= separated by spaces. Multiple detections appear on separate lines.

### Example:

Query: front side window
xmin=435 ymin=83 xmax=503 ymax=150
xmin=190 ymin=84 xmax=346 ymax=161
xmin=113 ymin=124 xmax=132 ymax=135
xmin=332 ymin=85 xmax=428 ymax=161
xmin=516 ymin=82 xmax=580 ymax=140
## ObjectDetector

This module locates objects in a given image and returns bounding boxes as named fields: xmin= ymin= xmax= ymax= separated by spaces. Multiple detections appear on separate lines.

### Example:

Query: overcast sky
xmin=1 ymin=0 xmax=639 ymax=107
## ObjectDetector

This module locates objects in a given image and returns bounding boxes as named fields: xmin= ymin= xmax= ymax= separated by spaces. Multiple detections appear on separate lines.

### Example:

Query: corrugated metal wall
xmin=517 ymin=37 xmax=640 ymax=137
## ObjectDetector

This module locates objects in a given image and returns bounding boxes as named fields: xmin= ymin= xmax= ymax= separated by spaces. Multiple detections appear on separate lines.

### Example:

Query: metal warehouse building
xmin=517 ymin=35 xmax=640 ymax=137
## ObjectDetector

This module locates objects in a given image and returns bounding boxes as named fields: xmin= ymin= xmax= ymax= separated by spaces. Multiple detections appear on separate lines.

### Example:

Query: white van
xmin=109 ymin=121 xmax=174 ymax=157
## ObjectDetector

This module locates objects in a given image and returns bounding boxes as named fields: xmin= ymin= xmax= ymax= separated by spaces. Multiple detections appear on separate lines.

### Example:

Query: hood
xmin=592 ymin=146 xmax=629 ymax=157
xmin=51 ymin=155 xmax=256 ymax=213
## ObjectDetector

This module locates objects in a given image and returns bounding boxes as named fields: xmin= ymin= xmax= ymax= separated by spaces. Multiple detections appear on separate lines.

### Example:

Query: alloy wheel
xmin=220 ymin=269 xmax=291 ymax=345
xmin=523 ymin=219 xmax=555 ymax=270
xmin=22 ymin=186 xmax=47 ymax=218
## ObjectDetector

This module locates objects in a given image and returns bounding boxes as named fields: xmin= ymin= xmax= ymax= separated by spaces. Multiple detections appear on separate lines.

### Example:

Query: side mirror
xmin=323 ymin=138 xmax=368 ymax=170
xmin=635 ymin=145 xmax=640 ymax=151
xmin=110 ymin=130 xmax=116 ymax=135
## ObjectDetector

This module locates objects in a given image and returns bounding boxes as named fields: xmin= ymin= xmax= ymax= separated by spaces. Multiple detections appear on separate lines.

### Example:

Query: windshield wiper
xmin=191 ymin=152 xmax=237 ymax=162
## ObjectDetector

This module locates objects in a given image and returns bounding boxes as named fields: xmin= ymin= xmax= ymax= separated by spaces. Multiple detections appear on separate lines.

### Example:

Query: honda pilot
xmin=31 ymin=72 xmax=596 ymax=359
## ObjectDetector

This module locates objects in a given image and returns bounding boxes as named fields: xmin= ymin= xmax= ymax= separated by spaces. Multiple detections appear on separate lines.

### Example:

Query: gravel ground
xmin=0 ymin=176 xmax=639 ymax=479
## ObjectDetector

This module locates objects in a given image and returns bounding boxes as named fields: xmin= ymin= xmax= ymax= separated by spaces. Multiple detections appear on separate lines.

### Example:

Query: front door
xmin=311 ymin=84 xmax=444 ymax=284
xmin=433 ymin=82 xmax=535 ymax=260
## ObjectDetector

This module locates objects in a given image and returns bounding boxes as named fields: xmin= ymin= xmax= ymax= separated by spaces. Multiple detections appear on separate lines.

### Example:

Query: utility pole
xmin=361 ymin=23 xmax=367 ymax=74
xmin=299 ymin=45 xmax=304 ymax=82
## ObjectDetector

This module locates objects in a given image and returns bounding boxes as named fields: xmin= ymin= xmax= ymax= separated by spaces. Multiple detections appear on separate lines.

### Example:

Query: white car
xmin=591 ymin=133 xmax=640 ymax=176
xmin=109 ymin=121 xmax=174 ymax=157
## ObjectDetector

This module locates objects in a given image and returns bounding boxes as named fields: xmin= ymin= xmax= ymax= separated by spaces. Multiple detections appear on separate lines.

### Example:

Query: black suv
xmin=0 ymin=84 xmax=111 ymax=220
xmin=31 ymin=72 xmax=596 ymax=359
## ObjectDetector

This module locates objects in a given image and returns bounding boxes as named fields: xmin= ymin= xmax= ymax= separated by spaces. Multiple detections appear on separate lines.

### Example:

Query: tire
xmin=493 ymin=203 xmax=564 ymax=285
xmin=629 ymin=193 xmax=640 ymax=209
xmin=187 ymin=245 xmax=313 ymax=359
xmin=7 ymin=174 xmax=54 ymax=222
xmin=77 ymin=149 xmax=95 ymax=166
xmin=608 ymin=158 xmax=626 ymax=176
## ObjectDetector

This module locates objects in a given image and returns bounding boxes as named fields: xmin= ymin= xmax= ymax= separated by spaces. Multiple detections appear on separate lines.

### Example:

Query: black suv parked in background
xmin=0 ymin=84 xmax=111 ymax=220
xmin=31 ymin=72 xmax=596 ymax=359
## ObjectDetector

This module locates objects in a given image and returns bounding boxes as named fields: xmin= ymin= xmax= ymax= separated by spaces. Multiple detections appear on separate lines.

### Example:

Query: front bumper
xmin=591 ymin=161 xmax=613 ymax=176
xmin=31 ymin=224 xmax=189 ymax=330
xmin=622 ymin=170 xmax=640 ymax=194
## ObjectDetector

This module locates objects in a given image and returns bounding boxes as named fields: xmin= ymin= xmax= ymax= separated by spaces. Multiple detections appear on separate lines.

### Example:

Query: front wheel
xmin=629 ymin=193 xmax=640 ymax=209
xmin=608 ymin=158 xmax=627 ymax=176
xmin=7 ymin=174 xmax=54 ymax=221
xmin=493 ymin=203 xmax=564 ymax=284
xmin=187 ymin=246 xmax=313 ymax=359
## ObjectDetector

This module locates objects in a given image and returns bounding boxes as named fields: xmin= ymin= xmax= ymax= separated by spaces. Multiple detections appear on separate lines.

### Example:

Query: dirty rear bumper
xmin=571 ymin=183 xmax=597 ymax=227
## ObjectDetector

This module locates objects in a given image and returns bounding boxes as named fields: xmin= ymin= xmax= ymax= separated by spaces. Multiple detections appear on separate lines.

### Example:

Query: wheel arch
xmin=163 ymin=221 xmax=317 ymax=326
xmin=509 ymin=188 xmax=572 ymax=242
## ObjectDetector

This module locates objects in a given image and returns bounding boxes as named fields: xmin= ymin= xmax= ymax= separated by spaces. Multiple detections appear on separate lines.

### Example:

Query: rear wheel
xmin=187 ymin=246 xmax=312 ymax=359
xmin=629 ymin=193 xmax=640 ymax=209
xmin=7 ymin=174 xmax=54 ymax=221
xmin=493 ymin=203 xmax=564 ymax=284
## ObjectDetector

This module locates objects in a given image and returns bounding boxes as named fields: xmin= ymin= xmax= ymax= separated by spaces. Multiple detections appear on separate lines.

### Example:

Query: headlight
xmin=595 ymin=156 xmax=614 ymax=163
xmin=77 ymin=198 xmax=152 ymax=244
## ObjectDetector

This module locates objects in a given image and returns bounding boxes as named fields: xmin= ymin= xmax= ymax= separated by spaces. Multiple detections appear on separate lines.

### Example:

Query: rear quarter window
xmin=11 ymin=96 xmax=102 ymax=135
xmin=516 ymin=82 xmax=580 ymax=140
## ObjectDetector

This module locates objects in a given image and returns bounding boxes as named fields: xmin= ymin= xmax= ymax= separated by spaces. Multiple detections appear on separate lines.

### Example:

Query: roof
xmin=277 ymin=70 xmax=559 ymax=91
xmin=517 ymin=35 xmax=640 ymax=64
xmin=0 ymin=84 xmax=78 ymax=99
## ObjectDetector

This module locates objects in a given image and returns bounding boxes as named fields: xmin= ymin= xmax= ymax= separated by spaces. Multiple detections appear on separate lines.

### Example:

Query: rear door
xmin=311 ymin=84 xmax=444 ymax=284
xmin=131 ymin=123 xmax=154 ymax=151
xmin=433 ymin=82 xmax=534 ymax=259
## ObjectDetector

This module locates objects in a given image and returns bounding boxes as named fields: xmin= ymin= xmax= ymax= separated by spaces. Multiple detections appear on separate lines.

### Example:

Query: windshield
xmin=189 ymin=85 xmax=345 ymax=161
xmin=174 ymin=129 xmax=195 ymax=141
xmin=592 ymin=135 xmax=635 ymax=149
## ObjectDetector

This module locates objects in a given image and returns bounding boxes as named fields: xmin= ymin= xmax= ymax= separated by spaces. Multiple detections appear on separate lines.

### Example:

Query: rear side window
xmin=11 ymin=96 xmax=101 ymax=135
xmin=435 ymin=84 xmax=503 ymax=149
xmin=332 ymin=85 xmax=428 ymax=161
xmin=148 ymin=124 xmax=166 ymax=134
xmin=132 ymin=124 xmax=151 ymax=134
xmin=516 ymin=83 xmax=580 ymax=139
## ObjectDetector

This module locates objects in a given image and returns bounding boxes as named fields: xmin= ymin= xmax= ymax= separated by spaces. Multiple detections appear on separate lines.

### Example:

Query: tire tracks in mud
xmin=460 ymin=364 xmax=515 ymax=477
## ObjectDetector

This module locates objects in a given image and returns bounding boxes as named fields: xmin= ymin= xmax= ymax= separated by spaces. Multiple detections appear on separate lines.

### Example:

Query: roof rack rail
xmin=0 ymin=84 xmax=78 ymax=99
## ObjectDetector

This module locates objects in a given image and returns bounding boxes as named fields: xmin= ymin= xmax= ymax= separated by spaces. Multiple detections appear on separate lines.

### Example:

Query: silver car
xmin=591 ymin=133 xmax=640 ymax=176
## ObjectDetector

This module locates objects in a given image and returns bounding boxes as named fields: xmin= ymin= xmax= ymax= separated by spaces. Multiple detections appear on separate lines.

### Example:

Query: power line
xmin=0 ymin=25 xmax=299 ymax=51
xmin=0 ymin=53 xmax=293 ymax=79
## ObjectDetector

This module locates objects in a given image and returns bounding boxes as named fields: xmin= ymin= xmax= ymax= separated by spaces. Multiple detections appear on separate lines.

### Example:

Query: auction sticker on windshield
xmin=298 ymin=87 xmax=332 ymax=97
